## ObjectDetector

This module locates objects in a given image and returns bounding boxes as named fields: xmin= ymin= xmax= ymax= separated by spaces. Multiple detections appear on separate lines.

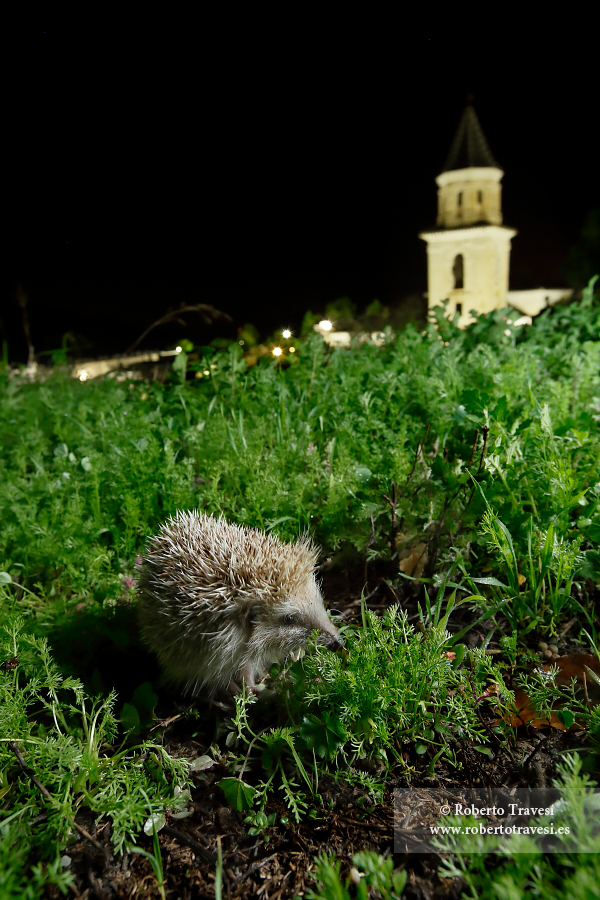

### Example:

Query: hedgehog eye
xmin=282 ymin=613 xmax=298 ymax=626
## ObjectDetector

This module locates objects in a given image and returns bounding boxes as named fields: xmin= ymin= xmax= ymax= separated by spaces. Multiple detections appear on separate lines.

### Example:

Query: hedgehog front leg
xmin=229 ymin=661 xmax=260 ymax=695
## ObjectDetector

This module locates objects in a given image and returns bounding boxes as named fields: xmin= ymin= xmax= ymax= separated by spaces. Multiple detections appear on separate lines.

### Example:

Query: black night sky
xmin=4 ymin=25 xmax=599 ymax=362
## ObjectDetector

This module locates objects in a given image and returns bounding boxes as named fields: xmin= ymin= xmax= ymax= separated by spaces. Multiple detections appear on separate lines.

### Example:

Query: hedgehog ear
xmin=247 ymin=605 xmax=261 ymax=628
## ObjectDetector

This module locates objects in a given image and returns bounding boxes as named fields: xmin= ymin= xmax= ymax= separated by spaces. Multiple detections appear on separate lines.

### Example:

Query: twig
xmin=463 ymin=425 xmax=490 ymax=513
xmin=9 ymin=741 xmax=106 ymax=855
xmin=398 ymin=424 xmax=430 ymax=503
xmin=364 ymin=514 xmax=376 ymax=586
xmin=382 ymin=481 xmax=398 ymax=559
xmin=315 ymin=556 xmax=332 ymax=573
xmin=558 ymin=618 xmax=577 ymax=640
xmin=477 ymin=426 xmax=489 ymax=474
xmin=149 ymin=714 xmax=182 ymax=732
xmin=335 ymin=815 xmax=390 ymax=832
xmin=467 ymin=659 xmax=497 ymax=746
xmin=523 ymin=736 xmax=549 ymax=769
xmin=16 ymin=284 xmax=35 ymax=368
xmin=361 ymin=578 xmax=386 ymax=604
xmin=161 ymin=824 xmax=216 ymax=865
xmin=582 ymin=669 xmax=591 ymax=710
xmin=125 ymin=304 xmax=232 ymax=355
xmin=231 ymin=852 xmax=279 ymax=887
xmin=271 ymin=871 xmax=291 ymax=900
xmin=383 ymin=580 xmax=400 ymax=604
xmin=466 ymin=428 xmax=480 ymax=469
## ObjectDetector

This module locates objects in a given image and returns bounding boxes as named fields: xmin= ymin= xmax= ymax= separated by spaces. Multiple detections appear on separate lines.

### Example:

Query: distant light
xmin=79 ymin=370 xmax=89 ymax=382
xmin=175 ymin=346 xmax=183 ymax=353
xmin=504 ymin=329 xmax=512 ymax=337
xmin=272 ymin=347 xmax=283 ymax=357
xmin=203 ymin=369 xmax=210 ymax=376
xmin=289 ymin=346 xmax=296 ymax=353
xmin=506 ymin=318 xmax=513 ymax=325
xmin=239 ymin=339 xmax=244 ymax=345
xmin=318 ymin=320 xmax=333 ymax=331
xmin=282 ymin=329 xmax=292 ymax=339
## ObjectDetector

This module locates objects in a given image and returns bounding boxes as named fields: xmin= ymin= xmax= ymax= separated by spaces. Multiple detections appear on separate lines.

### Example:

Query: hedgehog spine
xmin=138 ymin=511 xmax=342 ymax=694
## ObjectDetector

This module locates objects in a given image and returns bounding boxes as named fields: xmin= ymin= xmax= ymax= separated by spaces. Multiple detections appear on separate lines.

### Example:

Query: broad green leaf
xmin=217 ymin=777 xmax=256 ymax=811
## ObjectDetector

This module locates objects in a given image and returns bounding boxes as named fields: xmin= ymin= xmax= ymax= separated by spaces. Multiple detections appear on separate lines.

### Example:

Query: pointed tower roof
xmin=442 ymin=100 xmax=499 ymax=172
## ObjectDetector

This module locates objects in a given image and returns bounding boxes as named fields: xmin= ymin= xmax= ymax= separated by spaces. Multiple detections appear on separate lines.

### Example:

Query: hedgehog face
xmin=241 ymin=576 xmax=343 ymax=685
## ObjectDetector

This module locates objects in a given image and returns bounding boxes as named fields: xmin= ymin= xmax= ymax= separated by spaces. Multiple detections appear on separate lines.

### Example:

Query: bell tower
xmin=419 ymin=99 xmax=517 ymax=326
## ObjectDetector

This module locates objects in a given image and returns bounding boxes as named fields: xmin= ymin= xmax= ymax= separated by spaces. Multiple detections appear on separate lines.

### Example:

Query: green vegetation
xmin=283 ymin=602 xmax=513 ymax=774
xmin=436 ymin=754 xmax=600 ymax=899
xmin=0 ymin=615 xmax=188 ymax=893
xmin=1 ymin=276 xmax=600 ymax=894
xmin=305 ymin=849 xmax=407 ymax=900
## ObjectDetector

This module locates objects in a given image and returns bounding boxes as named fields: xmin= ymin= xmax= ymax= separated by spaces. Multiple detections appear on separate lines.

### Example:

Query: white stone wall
xmin=421 ymin=225 xmax=517 ymax=327
xmin=507 ymin=288 xmax=574 ymax=317
xmin=436 ymin=167 xmax=504 ymax=228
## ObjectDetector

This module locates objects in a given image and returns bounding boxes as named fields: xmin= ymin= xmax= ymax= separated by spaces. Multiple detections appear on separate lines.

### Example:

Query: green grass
xmin=1 ymin=276 xmax=600 ymax=892
xmin=0 ymin=613 xmax=188 ymax=889
xmin=436 ymin=753 xmax=600 ymax=899
xmin=305 ymin=849 xmax=407 ymax=899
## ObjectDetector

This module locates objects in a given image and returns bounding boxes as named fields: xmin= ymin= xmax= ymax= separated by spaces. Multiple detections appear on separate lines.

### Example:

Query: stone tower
xmin=419 ymin=101 xmax=517 ymax=327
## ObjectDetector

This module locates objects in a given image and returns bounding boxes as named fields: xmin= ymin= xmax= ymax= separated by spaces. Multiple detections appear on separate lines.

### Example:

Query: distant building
xmin=419 ymin=101 xmax=572 ymax=326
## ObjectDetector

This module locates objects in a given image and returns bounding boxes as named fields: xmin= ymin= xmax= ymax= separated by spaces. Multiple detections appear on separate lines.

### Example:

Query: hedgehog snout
xmin=276 ymin=603 xmax=343 ymax=653
xmin=317 ymin=625 xmax=344 ymax=652
xmin=319 ymin=630 xmax=344 ymax=652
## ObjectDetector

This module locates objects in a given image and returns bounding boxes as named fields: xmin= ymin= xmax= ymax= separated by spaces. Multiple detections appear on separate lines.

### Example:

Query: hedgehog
xmin=137 ymin=511 xmax=343 ymax=695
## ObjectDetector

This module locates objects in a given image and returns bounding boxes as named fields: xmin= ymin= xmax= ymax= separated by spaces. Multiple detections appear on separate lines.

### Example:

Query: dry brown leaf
xmin=398 ymin=542 xmax=428 ymax=579
xmin=504 ymin=653 xmax=600 ymax=731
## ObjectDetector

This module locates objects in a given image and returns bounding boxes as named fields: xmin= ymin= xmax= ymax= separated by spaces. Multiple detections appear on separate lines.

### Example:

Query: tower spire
xmin=442 ymin=101 xmax=498 ymax=172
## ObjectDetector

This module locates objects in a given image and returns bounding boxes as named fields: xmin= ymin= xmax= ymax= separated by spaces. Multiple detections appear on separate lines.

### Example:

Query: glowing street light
xmin=282 ymin=329 xmax=292 ymax=339
xmin=272 ymin=347 xmax=283 ymax=357
xmin=318 ymin=320 xmax=333 ymax=331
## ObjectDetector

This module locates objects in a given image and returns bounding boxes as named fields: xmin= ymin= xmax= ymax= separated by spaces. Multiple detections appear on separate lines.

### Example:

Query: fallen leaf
xmin=399 ymin=542 xmax=428 ymax=579
xmin=503 ymin=653 xmax=600 ymax=731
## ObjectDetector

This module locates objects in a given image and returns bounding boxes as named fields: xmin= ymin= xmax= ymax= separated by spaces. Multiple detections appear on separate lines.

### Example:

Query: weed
xmin=1 ymin=276 xmax=600 ymax=892
xmin=305 ymin=849 xmax=407 ymax=900
xmin=217 ymin=604 xmax=515 ymax=823
xmin=0 ymin=612 xmax=189 ymax=869
xmin=436 ymin=753 xmax=600 ymax=899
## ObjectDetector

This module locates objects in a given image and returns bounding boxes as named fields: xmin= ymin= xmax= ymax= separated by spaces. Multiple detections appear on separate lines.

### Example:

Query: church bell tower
xmin=419 ymin=100 xmax=517 ymax=326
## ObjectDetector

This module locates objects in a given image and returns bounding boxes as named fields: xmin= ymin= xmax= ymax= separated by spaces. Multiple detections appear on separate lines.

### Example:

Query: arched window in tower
xmin=457 ymin=192 xmax=463 ymax=207
xmin=453 ymin=254 xmax=464 ymax=290
xmin=477 ymin=190 xmax=483 ymax=204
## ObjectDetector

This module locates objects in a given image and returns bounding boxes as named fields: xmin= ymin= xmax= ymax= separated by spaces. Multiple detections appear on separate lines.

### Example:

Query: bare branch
xmin=125 ymin=304 xmax=232 ymax=355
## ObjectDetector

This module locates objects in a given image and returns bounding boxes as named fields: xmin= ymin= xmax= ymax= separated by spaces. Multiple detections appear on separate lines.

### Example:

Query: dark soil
xmin=57 ymin=562 xmax=597 ymax=899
